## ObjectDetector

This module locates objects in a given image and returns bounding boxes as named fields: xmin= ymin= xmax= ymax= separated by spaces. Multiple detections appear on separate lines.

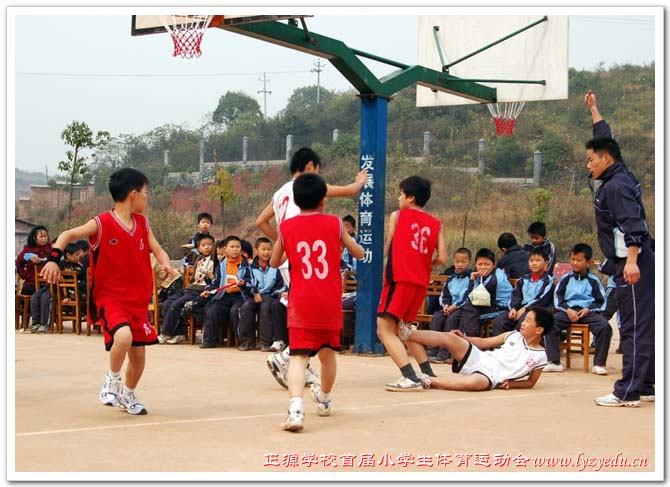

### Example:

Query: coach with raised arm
xmin=584 ymin=91 xmax=655 ymax=408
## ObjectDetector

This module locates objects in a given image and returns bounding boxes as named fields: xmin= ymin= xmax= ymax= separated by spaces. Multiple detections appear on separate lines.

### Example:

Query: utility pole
xmin=311 ymin=59 xmax=324 ymax=104
xmin=257 ymin=72 xmax=271 ymax=118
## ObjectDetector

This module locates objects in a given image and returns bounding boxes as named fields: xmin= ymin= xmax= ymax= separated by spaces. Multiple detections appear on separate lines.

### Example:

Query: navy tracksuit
xmin=592 ymin=119 xmax=655 ymax=400
xmin=491 ymin=272 xmax=554 ymax=336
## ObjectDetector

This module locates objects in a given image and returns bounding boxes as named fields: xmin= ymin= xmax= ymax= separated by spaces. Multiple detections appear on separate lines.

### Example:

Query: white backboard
xmin=417 ymin=15 xmax=569 ymax=107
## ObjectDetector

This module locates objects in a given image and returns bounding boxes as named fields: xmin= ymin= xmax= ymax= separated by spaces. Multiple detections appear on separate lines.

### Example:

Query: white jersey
xmin=272 ymin=179 xmax=300 ymax=274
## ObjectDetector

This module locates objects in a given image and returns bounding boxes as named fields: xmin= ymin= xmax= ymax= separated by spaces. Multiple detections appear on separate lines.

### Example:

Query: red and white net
xmin=487 ymin=101 xmax=525 ymax=136
xmin=160 ymin=15 xmax=214 ymax=59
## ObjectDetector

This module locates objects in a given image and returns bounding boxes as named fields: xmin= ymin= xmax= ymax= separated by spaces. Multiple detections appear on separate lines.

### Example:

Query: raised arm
xmin=584 ymin=90 xmax=604 ymax=124
xmin=325 ymin=169 xmax=367 ymax=197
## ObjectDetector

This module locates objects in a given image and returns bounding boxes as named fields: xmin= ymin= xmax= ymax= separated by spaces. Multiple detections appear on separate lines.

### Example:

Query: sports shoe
xmin=270 ymin=340 xmax=286 ymax=352
xmin=305 ymin=363 xmax=321 ymax=387
xmin=266 ymin=352 xmax=289 ymax=389
xmin=281 ymin=410 xmax=304 ymax=431
xmin=543 ymin=362 xmax=564 ymax=373
xmin=99 ymin=373 xmax=122 ymax=406
xmin=591 ymin=365 xmax=608 ymax=375
xmin=428 ymin=355 xmax=446 ymax=365
xmin=117 ymin=388 xmax=148 ymax=415
xmin=309 ymin=384 xmax=332 ymax=416
xmin=595 ymin=393 xmax=640 ymax=408
xmin=38 ymin=325 xmax=49 ymax=333
xmin=384 ymin=376 xmax=424 ymax=392
xmin=640 ymin=394 xmax=655 ymax=402
xmin=166 ymin=335 xmax=186 ymax=344
xmin=157 ymin=334 xmax=171 ymax=344
xmin=31 ymin=323 xmax=41 ymax=333
xmin=418 ymin=373 xmax=432 ymax=389
xmin=398 ymin=321 xmax=417 ymax=342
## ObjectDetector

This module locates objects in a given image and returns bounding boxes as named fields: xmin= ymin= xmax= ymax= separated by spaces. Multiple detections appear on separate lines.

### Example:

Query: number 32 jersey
xmin=386 ymin=208 xmax=441 ymax=287
xmin=278 ymin=212 xmax=343 ymax=330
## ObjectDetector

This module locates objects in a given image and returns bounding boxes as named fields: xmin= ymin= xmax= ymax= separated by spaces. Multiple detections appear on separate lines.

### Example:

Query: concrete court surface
xmin=12 ymin=328 xmax=657 ymax=479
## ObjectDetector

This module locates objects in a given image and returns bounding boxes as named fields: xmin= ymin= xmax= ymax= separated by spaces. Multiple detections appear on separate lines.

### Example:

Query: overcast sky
xmin=9 ymin=7 xmax=658 ymax=175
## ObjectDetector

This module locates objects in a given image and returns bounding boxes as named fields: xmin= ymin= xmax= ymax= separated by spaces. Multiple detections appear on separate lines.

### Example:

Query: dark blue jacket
xmin=438 ymin=270 xmax=471 ymax=308
xmin=497 ymin=245 xmax=530 ymax=279
xmin=592 ymin=120 xmax=652 ymax=275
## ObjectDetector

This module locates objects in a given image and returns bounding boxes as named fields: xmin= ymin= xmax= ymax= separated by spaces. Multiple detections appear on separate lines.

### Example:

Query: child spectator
xmin=426 ymin=248 xmax=472 ymax=364
xmin=491 ymin=248 xmax=555 ymax=336
xmin=16 ymin=225 xmax=51 ymax=295
xmin=458 ymin=248 xmax=514 ymax=337
xmin=399 ymin=307 xmax=553 ymax=391
xmin=240 ymin=239 xmax=254 ymax=263
xmin=29 ymin=242 xmax=82 ymax=333
xmin=237 ymin=237 xmax=286 ymax=351
xmin=200 ymin=235 xmax=246 ymax=348
xmin=41 ymin=168 xmax=174 ymax=415
xmin=158 ymin=233 xmax=215 ymax=345
xmin=270 ymin=172 xmax=364 ymax=431
xmin=181 ymin=212 xmax=213 ymax=267
xmin=544 ymin=243 xmax=612 ymax=375
xmin=523 ymin=221 xmax=557 ymax=275
xmin=496 ymin=232 xmax=530 ymax=279
xmin=377 ymin=176 xmax=448 ymax=392
xmin=341 ymin=215 xmax=358 ymax=272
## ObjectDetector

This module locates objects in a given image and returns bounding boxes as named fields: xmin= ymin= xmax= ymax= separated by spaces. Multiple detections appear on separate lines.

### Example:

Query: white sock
xmin=109 ymin=370 xmax=122 ymax=381
xmin=289 ymin=396 xmax=303 ymax=414
xmin=281 ymin=348 xmax=291 ymax=361
xmin=318 ymin=390 xmax=330 ymax=403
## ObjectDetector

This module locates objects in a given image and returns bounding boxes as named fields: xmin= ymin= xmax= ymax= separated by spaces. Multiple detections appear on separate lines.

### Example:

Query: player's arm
xmin=584 ymin=90 xmax=604 ymax=124
xmin=452 ymin=329 xmax=507 ymax=350
xmin=256 ymin=202 xmax=278 ymax=241
xmin=342 ymin=229 xmax=364 ymax=260
xmin=325 ymin=169 xmax=367 ymax=197
xmin=270 ymin=237 xmax=286 ymax=268
xmin=148 ymin=228 xmax=174 ymax=279
xmin=40 ymin=219 xmax=98 ymax=284
xmin=500 ymin=368 xmax=543 ymax=390
xmin=432 ymin=227 xmax=448 ymax=267
xmin=384 ymin=211 xmax=399 ymax=256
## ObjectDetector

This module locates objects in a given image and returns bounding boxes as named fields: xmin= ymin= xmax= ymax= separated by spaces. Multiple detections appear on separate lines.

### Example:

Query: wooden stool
xmin=560 ymin=324 xmax=590 ymax=373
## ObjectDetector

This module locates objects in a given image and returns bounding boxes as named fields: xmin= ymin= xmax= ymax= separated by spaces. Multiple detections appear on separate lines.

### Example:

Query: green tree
xmin=489 ymin=137 xmax=529 ymax=176
xmin=59 ymin=121 xmax=110 ymax=226
xmin=212 ymin=91 xmax=262 ymax=127
xmin=207 ymin=169 xmax=235 ymax=235
xmin=531 ymin=188 xmax=552 ymax=222
xmin=283 ymin=85 xmax=334 ymax=114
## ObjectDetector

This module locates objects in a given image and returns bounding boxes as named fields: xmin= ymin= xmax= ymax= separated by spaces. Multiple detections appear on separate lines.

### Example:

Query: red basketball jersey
xmin=89 ymin=210 xmax=153 ymax=318
xmin=279 ymin=212 xmax=343 ymax=330
xmin=385 ymin=208 xmax=441 ymax=286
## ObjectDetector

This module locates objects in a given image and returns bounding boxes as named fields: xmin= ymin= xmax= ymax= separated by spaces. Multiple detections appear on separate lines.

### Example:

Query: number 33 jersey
xmin=386 ymin=208 xmax=441 ymax=287
xmin=279 ymin=212 xmax=343 ymax=330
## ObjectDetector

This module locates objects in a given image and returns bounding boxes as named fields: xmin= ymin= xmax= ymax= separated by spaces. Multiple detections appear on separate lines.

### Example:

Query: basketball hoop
xmin=487 ymin=102 xmax=525 ymax=136
xmin=159 ymin=15 xmax=214 ymax=59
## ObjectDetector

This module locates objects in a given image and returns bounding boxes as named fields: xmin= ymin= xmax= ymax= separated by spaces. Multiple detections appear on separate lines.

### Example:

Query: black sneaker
xmin=200 ymin=342 xmax=217 ymax=349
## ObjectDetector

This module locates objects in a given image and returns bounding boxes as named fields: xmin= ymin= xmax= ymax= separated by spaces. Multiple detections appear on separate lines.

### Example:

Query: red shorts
xmin=288 ymin=327 xmax=341 ymax=357
xmin=377 ymin=281 xmax=426 ymax=323
xmin=98 ymin=300 xmax=158 ymax=351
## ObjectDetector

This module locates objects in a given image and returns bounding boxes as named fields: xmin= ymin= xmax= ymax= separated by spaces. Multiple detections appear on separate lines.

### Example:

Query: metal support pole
xmin=353 ymin=95 xmax=387 ymax=355
xmin=286 ymin=135 xmax=293 ymax=161
xmin=533 ymin=150 xmax=542 ymax=187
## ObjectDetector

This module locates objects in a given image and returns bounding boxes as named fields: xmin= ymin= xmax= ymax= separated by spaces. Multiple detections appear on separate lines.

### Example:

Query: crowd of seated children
xmin=523 ymin=221 xmax=557 ymax=275
xmin=496 ymin=232 xmax=530 ymax=279
xmin=158 ymin=233 xmax=215 ymax=345
xmin=544 ymin=243 xmax=612 ymax=375
xmin=458 ymin=248 xmax=514 ymax=337
xmin=237 ymin=237 xmax=287 ymax=352
xmin=182 ymin=212 xmax=213 ymax=268
xmin=200 ymin=235 xmax=246 ymax=349
xmin=28 ymin=242 xmax=83 ymax=333
xmin=16 ymin=225 xmax=52 ymax=295
xmin=426 ymin=248 xmax=472 ymax=364
xmin=491 ymin=248 xmax=555 ymax=336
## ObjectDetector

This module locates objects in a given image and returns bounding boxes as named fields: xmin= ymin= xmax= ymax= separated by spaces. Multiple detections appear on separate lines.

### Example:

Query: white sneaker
xmin=543 ymin=362 xmax=564 ymax=373
xmin=418 ymin=373 xmax=432 ymax=389
xmin=266 ymin=352 xmax=289 ymax=389
xmin=309 ymin=384 xmax=332 ymax=416
xmin=591 ymin=365 xmax=608 ymax=375
xmin=305 ymin=363 xmax=321 ymax=387
xmin=398 ymin=321 xmax=417 ymax=342
xmin=640 ymin=394 xmax=655 ymax=402
xmin=157 ymin=334 xmax=171 ymax=344
xmin=99 ymin=373 xmax=122 ymax=406
xmin=384 ymin=376 xmax=424 ymax=392
xmin=166 ymin=335 xmax=186 ymax=344
xmin=281 ymin=410 xmax=304 ymax=431
xmin=269 ymin=340 xmax=286 ymax=352
xmin=595 ymin=392 xmax=640 ymax=408
xmin=117 ymin=388 xmax=148 ymax=415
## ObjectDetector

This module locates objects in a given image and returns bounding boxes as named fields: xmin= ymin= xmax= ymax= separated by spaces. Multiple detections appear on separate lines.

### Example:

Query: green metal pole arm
xmin=222 ymin=20 xmax=496 ymax=102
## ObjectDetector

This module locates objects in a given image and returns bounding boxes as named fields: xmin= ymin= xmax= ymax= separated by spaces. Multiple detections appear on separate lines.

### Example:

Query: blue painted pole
xmin=353 ymin=95 xmax=387 ymax=355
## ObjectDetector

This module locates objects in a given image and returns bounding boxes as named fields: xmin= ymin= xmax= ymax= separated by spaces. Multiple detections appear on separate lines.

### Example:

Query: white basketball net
xmin=159 ymin=15 xmax=214 ymax=59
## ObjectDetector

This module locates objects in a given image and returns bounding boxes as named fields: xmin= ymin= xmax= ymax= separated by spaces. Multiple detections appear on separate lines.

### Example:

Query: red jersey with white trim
xmin=385 ymin=208 xmax=441 ymax=286
xmin=88 ymin=210 xmax=153 ymax=318
xmin=279 ymin=212 xmax=343 ymax=330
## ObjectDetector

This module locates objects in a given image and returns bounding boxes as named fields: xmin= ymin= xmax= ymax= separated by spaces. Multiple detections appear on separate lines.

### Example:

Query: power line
xmin=16 ymin=69 xmax=310 ymax=78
